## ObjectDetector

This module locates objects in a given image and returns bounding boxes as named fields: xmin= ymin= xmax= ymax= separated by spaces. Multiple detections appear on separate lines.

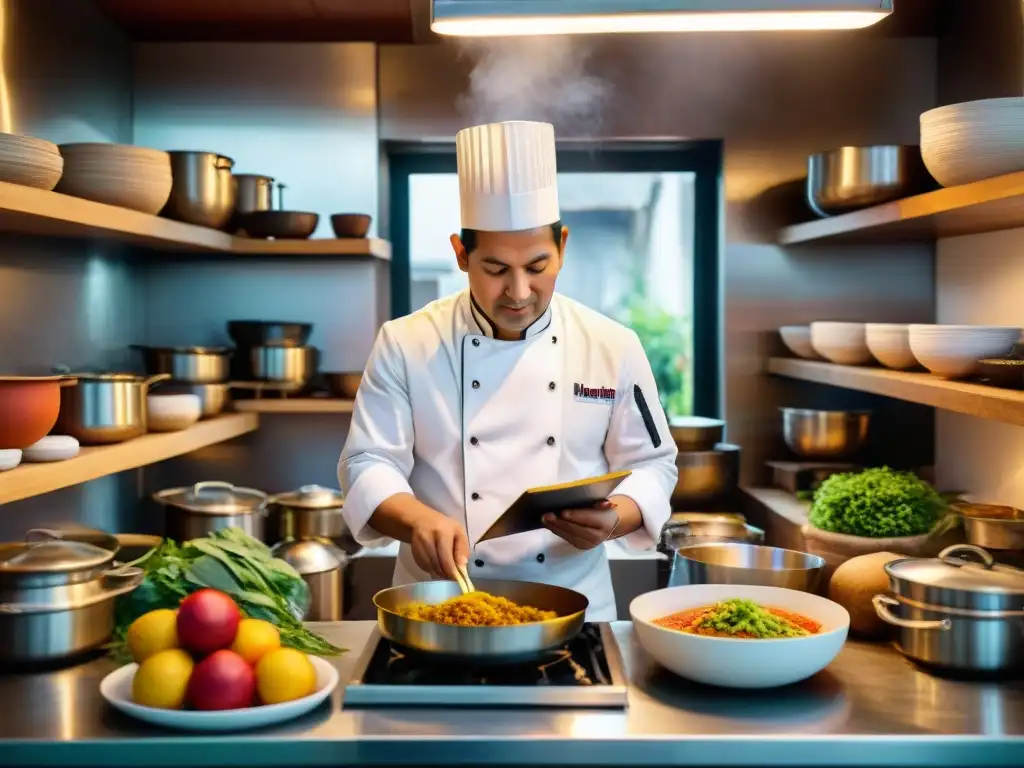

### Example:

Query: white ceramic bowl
xmin=147 ymin=394 xmax=202 ymax=432
xmin=921 ymin=98 xmax=1024 ymax=186
xmin=810 ymin=322 xmax=872 ymax=366
xmin=865 ymin=323 xmax=917 ymax=370
xmin=630 ymin=584 xmax=849 ymax=689
xmin=22 ymin=435 xmax=80 ymax=462
xmin=908 ymin=324 xmax=1021 ymax=379
xmin=0 ymin=449 xmax=22 ymax=471
xmin=100 ymin=654 xmax=338 ymax=732
xmin=779 ymin=326 xmax=820 ymax=360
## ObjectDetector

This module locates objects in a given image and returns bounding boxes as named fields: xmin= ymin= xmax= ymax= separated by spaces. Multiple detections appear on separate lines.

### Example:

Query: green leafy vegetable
xmin=109 ymin=528 xmax=344 ymax=663
xmin=809 ymin=466 xmax=947 ymax=538
xmin=694 ymin=599 xmax=809 ymax=638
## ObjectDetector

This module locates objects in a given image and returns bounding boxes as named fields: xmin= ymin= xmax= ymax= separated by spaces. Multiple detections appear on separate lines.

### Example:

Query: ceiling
xmin=93 ymin=0 xmax=937 ymax=43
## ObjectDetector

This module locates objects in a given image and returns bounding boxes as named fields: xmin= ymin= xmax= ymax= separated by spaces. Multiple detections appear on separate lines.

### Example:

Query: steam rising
xmin=454 ymin=38 xmax=608 ymax=134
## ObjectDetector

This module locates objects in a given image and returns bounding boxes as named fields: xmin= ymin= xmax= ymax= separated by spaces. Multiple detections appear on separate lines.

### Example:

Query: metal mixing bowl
xmin=668 ymin=542 xmax=826 ymax=592
xmin=781 ymin=408 xmax=870 ymax=459
xmin=807 ymin=145 xmax=934 ymax=217
xmin=671 ymin=443 xmax=740 ymax=510
xmin=668 ymin=416 xmax=725 ymax=451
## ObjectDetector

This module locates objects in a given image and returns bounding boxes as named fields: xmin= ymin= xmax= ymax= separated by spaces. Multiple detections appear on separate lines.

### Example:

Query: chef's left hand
xmin=542 ymin=500 xmax=620 ymax=550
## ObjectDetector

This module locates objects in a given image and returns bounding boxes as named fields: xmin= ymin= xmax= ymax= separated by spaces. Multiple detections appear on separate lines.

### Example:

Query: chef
xmin=338 ymin=120 xmax=678 ymax=620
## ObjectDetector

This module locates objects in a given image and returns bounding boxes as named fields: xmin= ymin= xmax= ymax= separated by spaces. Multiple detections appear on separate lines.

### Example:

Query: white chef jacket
xmin=338 ymin=290 xmax=678 ymax=620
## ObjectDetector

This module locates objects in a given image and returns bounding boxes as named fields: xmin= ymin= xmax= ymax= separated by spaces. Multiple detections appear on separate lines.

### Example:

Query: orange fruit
xmin=132 ymin=648 xmax=194 ymax=709
xmin=255 ymin=648 xmax=317 ymax=705
xmin=126 ymin=609 xmax=179 ymax=663
xmin=231 ymin=618 xmax=281 ymax=665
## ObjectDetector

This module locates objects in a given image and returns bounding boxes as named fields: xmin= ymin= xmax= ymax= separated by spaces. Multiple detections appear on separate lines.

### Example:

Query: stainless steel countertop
xmin=3 ymin=621 xmax=1022 ymax=767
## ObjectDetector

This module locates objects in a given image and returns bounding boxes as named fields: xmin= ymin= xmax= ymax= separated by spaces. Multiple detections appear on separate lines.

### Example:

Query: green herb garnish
xmin=694 ymin=599 xmax=809 ymax=638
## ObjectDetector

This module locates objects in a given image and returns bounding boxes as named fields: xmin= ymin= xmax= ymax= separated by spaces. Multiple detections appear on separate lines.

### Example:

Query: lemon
xmin=132 ymin=648 xmax=194 ymax=709
xmin=231 ymin=618 xmax=281 ymax=665
xmin=255 ymin=648 xmax=317 ymax=705
xmin=126 ymin=609 xmax=179 ymax=663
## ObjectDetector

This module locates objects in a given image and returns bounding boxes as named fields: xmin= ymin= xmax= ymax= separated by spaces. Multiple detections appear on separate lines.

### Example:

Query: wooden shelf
xmin=0 ymin=413 xmax=258 ymax=505
xmin=778 ymin=171 xmax=1024 ymax=245
xmin=768 ymin=357 xmax=1024 ymax=426
xmin=0 ymin=181 xmax=390 ymax=260
xmin=232 ymin=399 xmax=354 ymax=413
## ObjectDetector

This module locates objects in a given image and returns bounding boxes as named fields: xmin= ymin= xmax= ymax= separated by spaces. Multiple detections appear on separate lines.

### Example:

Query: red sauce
xmin=654 ymin=605 xmax=822 ymax=637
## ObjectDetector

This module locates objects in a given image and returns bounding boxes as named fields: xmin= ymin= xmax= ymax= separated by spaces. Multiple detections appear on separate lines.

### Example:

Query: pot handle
xmin=193 ymin=481 xmax=268 ymax=511
xmin=0 ymin=567 xmax=143 ymax=615
xmin=24 ymin=528 xmax=65 ymax=543
xmin=872 ymin=594 xmax=952 ymax=631
xmin=143 ymin=372 xmax=171 ymax=391
xmin=939 ymin=544 xmax=995 ymax=570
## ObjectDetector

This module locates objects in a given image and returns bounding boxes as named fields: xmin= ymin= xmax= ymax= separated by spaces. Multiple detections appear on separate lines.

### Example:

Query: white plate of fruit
xmin=100 ymin=588 xmax=339 ymax=732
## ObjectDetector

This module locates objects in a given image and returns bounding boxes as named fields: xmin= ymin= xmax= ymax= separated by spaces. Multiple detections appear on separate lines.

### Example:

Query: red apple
xmin=177 ymin=589 xmax=241 ymax=656
xmin=187 ymin=649 xmax=256 ymax=711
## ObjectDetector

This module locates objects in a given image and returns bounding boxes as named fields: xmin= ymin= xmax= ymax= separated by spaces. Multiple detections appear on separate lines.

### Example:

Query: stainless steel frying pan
xmin=373 ymin=579 xmax=588 ymax=664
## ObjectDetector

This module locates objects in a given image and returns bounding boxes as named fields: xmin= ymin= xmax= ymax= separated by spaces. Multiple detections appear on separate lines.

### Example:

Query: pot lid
xmin=270 ymin=484 xmax=344 ymax=510
xmin=0 ymin=535 xmax=114 ymax=573
xmin=886 ymin=545 xmax=1024 ymax=597
xmin=153 ymin=481 xmax=267 ymax=515
xmin=272 ymin=539 xmax=346 ymax=574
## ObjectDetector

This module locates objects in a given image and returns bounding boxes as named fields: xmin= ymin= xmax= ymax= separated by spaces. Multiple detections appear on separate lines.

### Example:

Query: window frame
xmin=384 ymin=140 xmax=723 ymax=418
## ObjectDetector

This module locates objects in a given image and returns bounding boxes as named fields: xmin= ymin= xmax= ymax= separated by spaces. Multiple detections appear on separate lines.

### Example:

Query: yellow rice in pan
xmin=400 ymin=591 xmax=557 ymax=626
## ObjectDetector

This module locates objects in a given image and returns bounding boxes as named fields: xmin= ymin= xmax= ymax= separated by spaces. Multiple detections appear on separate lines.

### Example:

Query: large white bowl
xmin=147 ymin=394 xmax=202 ymax=432
xmin=921 ymin=98 xmax=1024 ymax=186
xmin=779 ymin=326 xmax=820 ymax=360
xmin=810 ymin=322 xmax=872 ymax=366
xmin=629 ymin=584 xmax=849 ymax=689
xmin=100 ymin=654 xmax=338 ymax=732
xmin=908 ymin=324 xmax=1021 ymax=379
xmin=865 ymin=323 xmax=916 ymax=370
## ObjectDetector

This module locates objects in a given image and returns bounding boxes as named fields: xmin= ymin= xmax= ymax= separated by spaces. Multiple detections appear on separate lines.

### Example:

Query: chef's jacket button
xmin=472 ymin=338 xmax=480 ymax=347
xmin=547 ymin=436 xmax=556 ymax=446
xmin=548 ymin=381 xmax=556 ymax=390
xmin=536 ymin=553 xmax=546 ymax=563
xmin=475 ymin=559 xmax=485 ymax=568
xmin=470 ymin=436 xmax=478 ymax=446
xmin=552 ymin=335 xmax=558 ymax=344
xmin=472 ymin=380 xmax=480 ymax=389
xmin=471 ymin=492 xmax=480 ymax=500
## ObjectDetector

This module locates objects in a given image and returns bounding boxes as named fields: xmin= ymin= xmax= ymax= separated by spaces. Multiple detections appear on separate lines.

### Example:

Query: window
xmin=386 ymin=142 xmax=722 ymax=418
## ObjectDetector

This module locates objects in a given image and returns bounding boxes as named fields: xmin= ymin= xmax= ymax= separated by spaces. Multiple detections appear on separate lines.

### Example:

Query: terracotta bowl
xmin=0 ymin=376 xmax=66 ymax=449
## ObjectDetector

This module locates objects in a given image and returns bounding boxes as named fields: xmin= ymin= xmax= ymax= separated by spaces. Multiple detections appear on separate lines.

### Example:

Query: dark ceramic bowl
xmin=976 ymin=358 xmax=1024 ymax=389
xmin=330 ymin=213 xmax=372 ymax=238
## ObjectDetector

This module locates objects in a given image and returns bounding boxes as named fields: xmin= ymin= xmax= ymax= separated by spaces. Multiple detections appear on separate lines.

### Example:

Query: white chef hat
xmin=455 ymin=120 xmax=560 ymax=232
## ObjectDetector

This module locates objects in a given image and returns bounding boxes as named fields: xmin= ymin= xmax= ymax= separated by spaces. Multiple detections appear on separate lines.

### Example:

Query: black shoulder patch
xmin=633 ymin=385 xmax=662 ymax=448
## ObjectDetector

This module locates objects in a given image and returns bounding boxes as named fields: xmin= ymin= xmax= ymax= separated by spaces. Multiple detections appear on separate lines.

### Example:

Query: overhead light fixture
xmin=431 ymin=0 xmax=893 ymax=37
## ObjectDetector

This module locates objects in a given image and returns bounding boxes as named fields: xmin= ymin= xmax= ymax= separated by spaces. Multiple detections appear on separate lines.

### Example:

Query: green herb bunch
xmin=109 ymin=528 xmax=343 ymax=662
xmin=809 ymin=466 xmax=946 ymax=538
xmin=698 ymin=599 xmax=809 ymax=638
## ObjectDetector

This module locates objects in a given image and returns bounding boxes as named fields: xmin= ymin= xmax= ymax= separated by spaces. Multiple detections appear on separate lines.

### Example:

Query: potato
xmin=827 ymin=551 xmax=903 ymax=639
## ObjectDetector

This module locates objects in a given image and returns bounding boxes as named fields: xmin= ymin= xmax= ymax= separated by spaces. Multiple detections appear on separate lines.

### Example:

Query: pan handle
xmin=873 ymin=594 xmax=951 ymax=631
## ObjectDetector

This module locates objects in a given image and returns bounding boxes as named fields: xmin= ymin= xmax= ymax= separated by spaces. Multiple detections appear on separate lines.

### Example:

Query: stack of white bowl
xmin=920 ymin=98 xmax=1024 ymax=187
xmin=908 ymin=325 xmax=1021 ymax=379
xmin=56 ymin=143 xmax=172 ymax=214
xmin=0 ymin=133 xmax=63 ymax=190
xmin=809 ymin=322 xmax=872 ymax=365
xmin=865 ymin=323 xmax=917 ymax=370
xmin=778 ymin=326 xmax=821 ymax=360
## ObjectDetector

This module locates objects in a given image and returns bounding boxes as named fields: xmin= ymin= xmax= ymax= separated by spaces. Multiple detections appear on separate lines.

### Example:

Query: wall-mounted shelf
xmin=233 ymin=399 xmax=355 ymax=414
xmin=769 ymin=357 xmax=1024 ymax=426
xmin=0 ymin=181 xmax=390 ymax=260
xmin=778 ymin=171 xmax=1024 ymax=246
xmin=0 ymin=413 xmax=258 ymax=505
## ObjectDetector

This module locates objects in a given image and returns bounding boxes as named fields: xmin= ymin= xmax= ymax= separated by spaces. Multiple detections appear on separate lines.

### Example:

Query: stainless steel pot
xmin=671 ymin=443 xmax=740 ymax=509
xmin=154 ymin=481 xmax=268 ymax=542
xmin=950 ymin=501 xmax=1024 ymax=551
xmin=272 ymin=539 xmax=346 ymax=621
xmin=56 ymin=373 xmax=170 ymax=444
xmin=163 ymin=152 xmax=237 ymax=230
xmin=669 ymin=542 xmax=826 ymax=592
xmin=249 ymin=346 xmax=318 ymax=385
xmin=873 ymin=545 xmax=1024 ymax=673
xmin=661 ymin=514 xmax=765 ymax=552
xmin=134 ymin=345 xmax=232 ymax=385
xmin=0 ymin=529 xmax=143 ymax=664
xmin=781 ymin=408 xmax=870 ymax=460
xmin=158 ymin=382 xmax=230 ymax=418
xmin=668 ymin=416 xmax=725 ymax=452
xmin=807 ymin=145 xmax=934 ymax=217
xmin=233 ymin=174 xmax=275 ymax=215
xmin=266 ymin=485 xmax=361 ymax=555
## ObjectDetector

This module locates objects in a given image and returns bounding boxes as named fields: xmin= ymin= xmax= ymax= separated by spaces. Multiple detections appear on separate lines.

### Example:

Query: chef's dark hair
xmin=460 ymin=220 xmax=563 ymax=256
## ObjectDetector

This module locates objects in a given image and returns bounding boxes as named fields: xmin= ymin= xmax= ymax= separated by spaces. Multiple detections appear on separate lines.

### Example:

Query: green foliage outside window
xmin=620 ymin=300 xmax=692 ymax=417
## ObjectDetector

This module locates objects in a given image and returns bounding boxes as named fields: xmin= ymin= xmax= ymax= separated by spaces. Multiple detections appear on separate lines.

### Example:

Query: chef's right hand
xmin=411 ymin=510 xmax=470 ymax=581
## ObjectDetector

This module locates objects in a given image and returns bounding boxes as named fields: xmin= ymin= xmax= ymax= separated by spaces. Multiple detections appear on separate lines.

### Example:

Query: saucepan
xmin=373 ymin=579 xmax=588 ymax=664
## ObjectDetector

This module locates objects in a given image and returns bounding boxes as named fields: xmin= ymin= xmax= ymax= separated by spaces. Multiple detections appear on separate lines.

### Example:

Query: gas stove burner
xmin=344 ymin=623 xmax=628 ymax=709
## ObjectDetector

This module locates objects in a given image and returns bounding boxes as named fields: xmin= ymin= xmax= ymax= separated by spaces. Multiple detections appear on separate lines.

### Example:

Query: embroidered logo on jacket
xmin=574 ymin=382 xmax=616 ymax=403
